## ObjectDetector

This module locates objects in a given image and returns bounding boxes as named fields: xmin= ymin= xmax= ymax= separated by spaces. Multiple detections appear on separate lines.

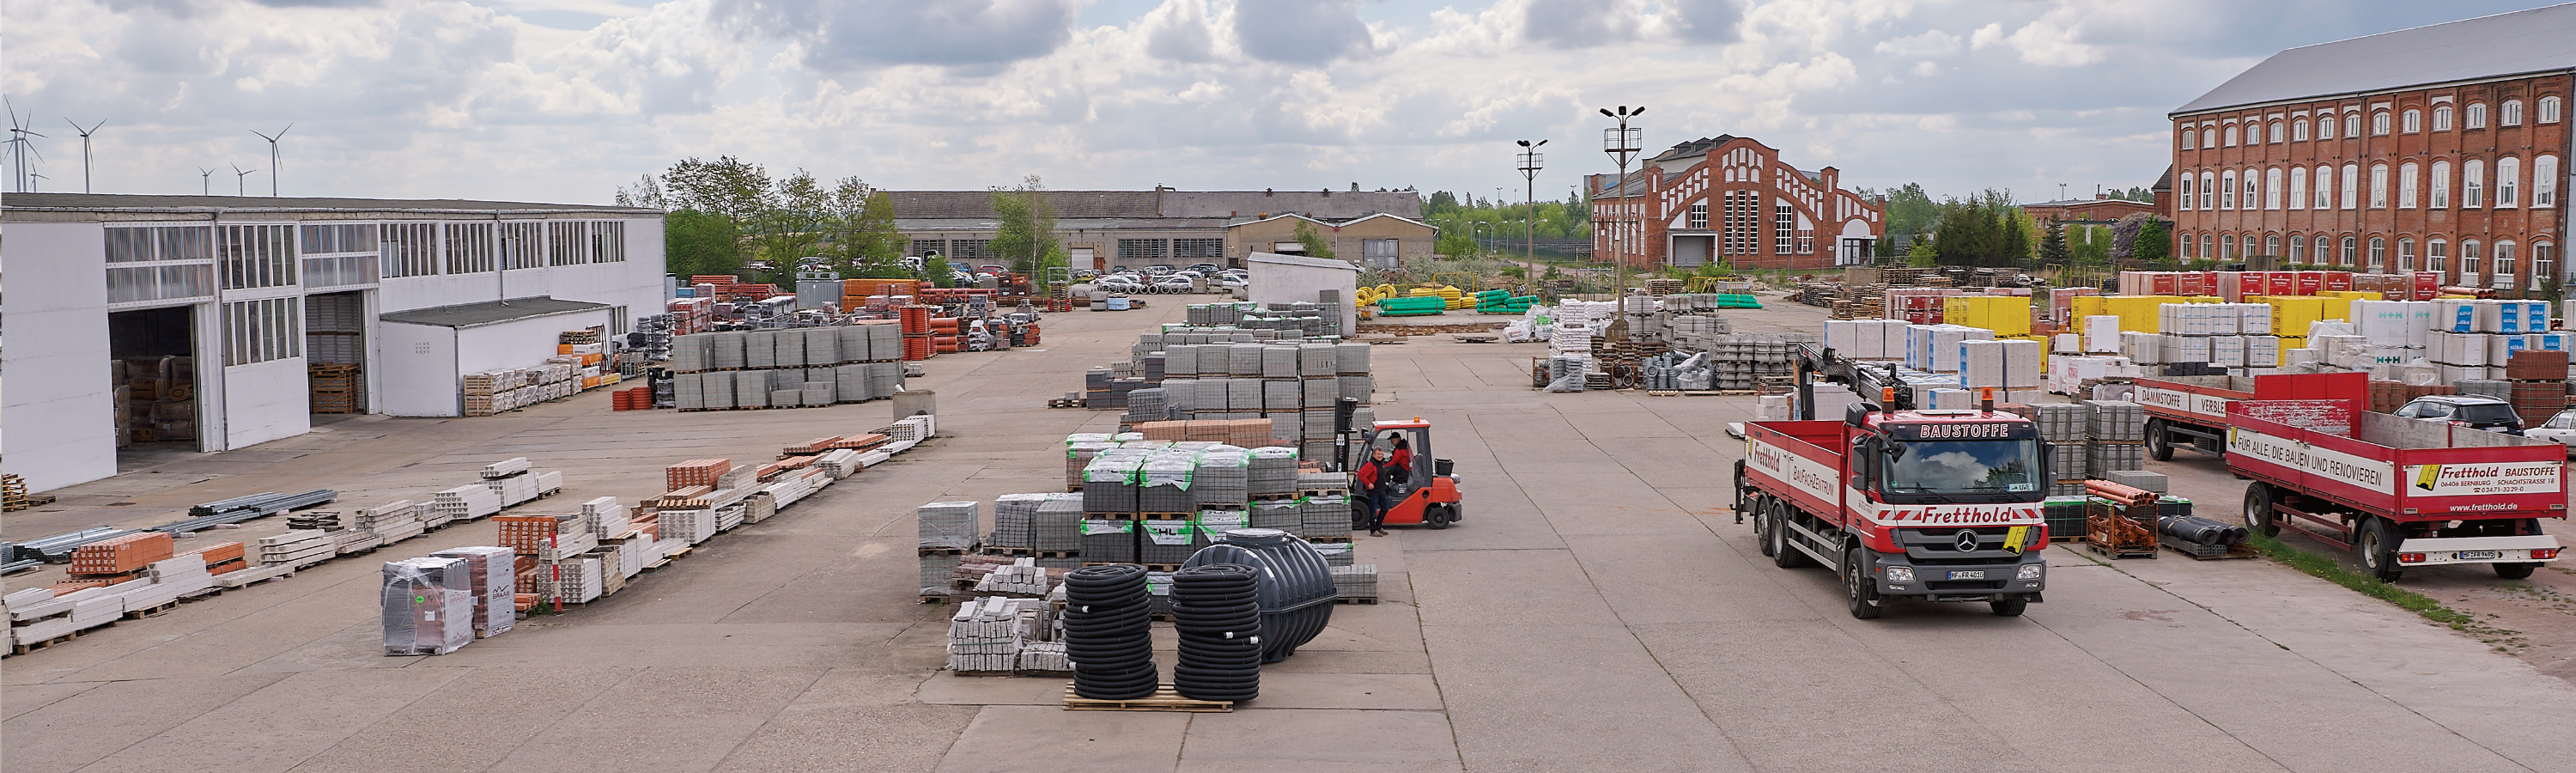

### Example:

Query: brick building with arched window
xmin=1586 ymin=136 xmax=1885 ymax=271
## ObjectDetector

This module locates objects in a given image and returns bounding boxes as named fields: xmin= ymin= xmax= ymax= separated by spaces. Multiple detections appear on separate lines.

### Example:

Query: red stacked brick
xmin=69 ymin=533 xmax=174 ymax=575
xmin=665 ymin=459 xmax=731 ymax=490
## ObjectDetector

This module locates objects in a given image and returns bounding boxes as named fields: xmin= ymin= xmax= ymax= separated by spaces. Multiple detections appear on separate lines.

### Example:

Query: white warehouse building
xmin=3 ymin=193 xmax=667 ymax=494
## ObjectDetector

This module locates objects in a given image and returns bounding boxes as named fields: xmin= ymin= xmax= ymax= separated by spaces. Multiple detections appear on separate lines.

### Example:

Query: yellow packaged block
xmin=2251 ymin=296 xmax=2328 ymax=335
xmin=1943 ymin=296 xmax=2032 ymax=337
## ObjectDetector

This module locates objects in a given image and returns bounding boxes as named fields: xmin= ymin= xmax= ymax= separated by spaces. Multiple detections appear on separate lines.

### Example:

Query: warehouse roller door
xmin=305 ymin=291 xmax=368 ymax=415
xmin=107 ymin=306 xmax=202 ymax=448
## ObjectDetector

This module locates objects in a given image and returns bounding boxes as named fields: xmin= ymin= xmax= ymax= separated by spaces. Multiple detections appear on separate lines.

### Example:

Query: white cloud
xmin=1875 ymin=29 xmax=1961 ymax=58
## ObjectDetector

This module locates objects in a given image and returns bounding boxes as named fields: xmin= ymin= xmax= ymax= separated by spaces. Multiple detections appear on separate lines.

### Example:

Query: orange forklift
xmin=1329 ymin=399 xmax=1465 ymax=529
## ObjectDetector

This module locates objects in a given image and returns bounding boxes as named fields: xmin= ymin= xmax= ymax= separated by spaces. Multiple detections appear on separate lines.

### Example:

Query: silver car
xmin=2524 ymin=409 xmax=2576 ymax=457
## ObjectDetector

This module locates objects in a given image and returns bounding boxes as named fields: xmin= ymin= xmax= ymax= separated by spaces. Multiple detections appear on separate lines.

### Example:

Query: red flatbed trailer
xmin=2132 ymin=372 xmax=2367 ymax=460
xmin=2227 ymin=398 xmax=2566 ymax=581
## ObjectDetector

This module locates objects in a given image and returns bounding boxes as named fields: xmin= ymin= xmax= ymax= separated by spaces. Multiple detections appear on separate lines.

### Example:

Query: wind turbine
xmin=197 ymin=167 xmax=215 ymax=195
xmin=29 ymin=171 xmax=48 ymax=192
xmin=3 ymin=100 xmax=46 ymax=193
xmin=250 ymin=124 xmax=290 ymax=197
xmin=64 ymin=119 xmax=103 ymax=192
xmin=232 ymin=163 xmax=257 ymax=197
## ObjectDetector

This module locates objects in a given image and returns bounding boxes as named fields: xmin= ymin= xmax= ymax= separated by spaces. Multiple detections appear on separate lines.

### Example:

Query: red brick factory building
xmin=1587 ymin=135 xmax=1886 ymax=271
xmin=2168 ymin=3 xmax=2572 ymax=296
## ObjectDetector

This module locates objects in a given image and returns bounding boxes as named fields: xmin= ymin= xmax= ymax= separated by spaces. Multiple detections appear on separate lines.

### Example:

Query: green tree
xmin=1434 ymin=228 xmax=1478 ymax=257
xmin=747 ymin=168 xmax=828 ymax=285
xmin=1293 ymin=221 xmax=1336 ymax=260
xmin=1425 ymin=191 xmax=1461 ymax=216
xmin=2133 ymin=217 xmax=2172 ymax=265
xmin=2038 ymin=218 xmax=2070 ymax=267
xmin=924 ymin=255 xmax=957 ymax=288
xmin=1880 ymin=182 xmax=1941 ymax=240
xmin=989 ymin=175 xmax=1066 ymax=277
xmin=844 ymin=190 xmax=908 ymax=277
xmin=665 ymin=210 xmax=741 ymax=278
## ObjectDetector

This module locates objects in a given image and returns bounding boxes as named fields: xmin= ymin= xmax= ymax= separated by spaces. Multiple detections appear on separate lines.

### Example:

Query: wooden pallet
xmin=122 ymin=600 xmax=180 ymax=619
xmin=1297 ymin=489 xmax=1348 ymax=499
xmin=918 ymin=547 xmax=973 ymax=557
xmin=1133 ymin=512 xmax=1193 ymax=521
xmin=920 ymin=593 xmax=957 ymax=605
xmin=1063 ymin=684 xmax=1233 ymax=712
xmin=2160 ymin=535 xmax=2257 ymax=560
xmin=1048 ymin=398 xmax=1089 ymax=409
xmin=982 ymin=547 xmax=1080 ymax=558
xmin=1305 ymin=536 xmax=1353 ymax=544
xmin=1249 ymin=494 xmax=1300 ymax=502
xmin=1334 ymin=596 xmax=1379 ymax=605
xmin=3 ymin=473 xmax=54 ymax=513
xmin=9 ymin=629 xmax=85 ymax=656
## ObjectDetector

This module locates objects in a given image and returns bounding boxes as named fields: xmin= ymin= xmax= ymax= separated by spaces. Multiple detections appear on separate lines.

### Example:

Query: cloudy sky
xmin=2 ymin=0 xmax=2561 ymax=206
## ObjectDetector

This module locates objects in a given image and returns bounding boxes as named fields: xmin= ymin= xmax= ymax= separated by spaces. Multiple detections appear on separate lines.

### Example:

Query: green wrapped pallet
xmin=1377 ymin=295 xmax=1449 ymax=313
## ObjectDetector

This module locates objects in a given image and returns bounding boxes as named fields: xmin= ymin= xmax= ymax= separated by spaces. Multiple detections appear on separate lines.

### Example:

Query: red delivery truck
xmin=2229 ymin=399 xmax=2566 ymax=581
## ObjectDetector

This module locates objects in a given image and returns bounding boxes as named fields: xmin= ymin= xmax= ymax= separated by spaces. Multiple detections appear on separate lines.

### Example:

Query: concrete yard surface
xmin=9 ymin=293 xmax=2576 ymax=772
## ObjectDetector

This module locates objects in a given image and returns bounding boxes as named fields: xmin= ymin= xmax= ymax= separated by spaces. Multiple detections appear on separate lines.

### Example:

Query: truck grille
xmin=1899 ymin=526 xmax=2024 ymax=564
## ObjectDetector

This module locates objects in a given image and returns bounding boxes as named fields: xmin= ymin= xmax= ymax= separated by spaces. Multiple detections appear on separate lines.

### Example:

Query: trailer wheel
xmin=2146 ymin=418 xmax=2174 ymax=461
xmin=1770 ymin=502 xmax=1807 ymax=569
xmin=1990 ymin=598 xmax=2027 ymax=617
xmin=2494 ymin=563 xmax=2538 ymax=580
xmin=1844 ymin=545 xmax=1884 ymax=619
xmin=2357 ymin=517 xmax=2403 ymax=582
xmin=1752 ymin=496 xmax=1777 ymax=557
xmin=2241 ymin=483 xmax=2281 ymax=538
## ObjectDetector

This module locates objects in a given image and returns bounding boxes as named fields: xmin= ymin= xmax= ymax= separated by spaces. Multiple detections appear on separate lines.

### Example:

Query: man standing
xmin=1356 ymin=447 xmax=1395 ymax=537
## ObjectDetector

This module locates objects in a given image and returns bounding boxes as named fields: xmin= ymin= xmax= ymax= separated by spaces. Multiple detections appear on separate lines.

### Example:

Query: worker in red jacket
xmin=1355 ymin=447 xmax=1394 ymax=537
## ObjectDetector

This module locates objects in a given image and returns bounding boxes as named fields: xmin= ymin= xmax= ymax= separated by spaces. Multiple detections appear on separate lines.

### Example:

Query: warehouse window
xmin=217 ymin=223 xmax=297 ymax=289
xmin=2343 ymin=113 xmax=2360 ymax=137
xmin=2313 ymin=167 xmax=2332 ymax=209
xmin=222 ymin=296 xmax=301 ymax=366
xmin=2462 ymin=240 xmax=2483 ymax=278
xmin=299 ymin=223 xmax=379 ymax=254
xmin=2368 ymin=237 xmax=2385 ymax=271
xmin=2289 ymin=235 xmax=2306 ymax=261
xmin=2312 ymin=238 xmax=2329 ymax=266
xmin=2243 ymin=234 xmax=2257 ymax=260
xmin=2464 ymin=160 xmax=2485 ymax=207
xmin=2542 ymin=96 xmax=2562 ymax=124
xmin=2372 ymin=111 xmax=2390 ymax=136
xmin=1172 ymin=238 xmax=1225 ymax=261
xmin=2293 ymin=119 xmax=2310 ymax=141
xmin=912 ymin=239 xmax=947 ymax=259
xmin=444 ymin=222 xmax=495 ymax=274
xmin=2340 ymin=163 xmax=2360 ymax=210
xmin=380 ymin=222 xmax=438 ymax=279
xmin=2222 ymin=125 xmax=2238 ymax=146
xmin=548 ymin=221 xmax=591 ymax=266
xmin=2264 ymin=234 xmax=2280 ymax=258
xmin=592 ymin=221 xmax=627 ymax=263
xmin=1687 ymin=203 xmax=1708 ymax=229
xmin=106 ymin=265 xmax=216 ymax=305
xmin=1116 ymin=238 xmax=1167 ymax=263
xmin=2402 ymin=109 xmax=2421 ymax=133
xmin=2502 ymin=100 xmax=2523 ymax=126
xmin=2496 ymin=156 xmax=2520 ymax=207
xmin=2468 ymin=102 xmax=2488 ymax=129
xmin=948 ymin=239 xmax=993 ymax=263
xmin=2287 ymin=167 xmax=2306 ymax=210
xmin=499 ymin=222 xmax=545 ymax=270
xmin=2179 ymin=126 xmax=2195 ymax=149
xmin=2220 ymin=170 xmax=2236 ymax=209
xmin=2369 ymin=163 xmax=2389 ymax=209
xmin=2264 ymin=167 xmax=2281 ymax=209
xmin=2398 ymin=162 xmax=2419 ymax=209
xmin=2495 ymin=242 xmax=2518 ymax=285
xmin=1722 ymin=191 xmax=1757 ymax=253
xmin=106 ymin=225 xmax=213 ymax=264
xmin=1773 ymin=203 xmax=1794 ymax=254
xmin=2537 ymin=243 xmax=2557 ymax=285
xmin=2340 ymin=236 xmax=2357 ymax=267
xmin=2317 ymin=115 xmax=2335 ymax=140
xmin=2397 ymin=238 xmax=2415 ymax=271
xmin=2268 ymin=121 xmax=2282 ymax=143
xmin=2428 ymin=239 xmax=2448 ymax=273
xmin=2434 ymin=105 xmax=2454 ymax=131
xmin=2180 ymin=175 xmax=2196 ymax=210
xmin=2430 ymin=161 xmax=2451 ymax=208
xmin=2242 ymin=168 xmax=2257 ymax=210
xmin=2536 ymin=155 xmax=2560 ymax=207
xmin=2200 ymin=234 xmax=2212 ymax=260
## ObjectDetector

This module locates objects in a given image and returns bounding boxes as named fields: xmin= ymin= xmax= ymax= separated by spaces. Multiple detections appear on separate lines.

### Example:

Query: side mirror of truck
xmin=1845 ymin=403 xmax=1874 ymax=427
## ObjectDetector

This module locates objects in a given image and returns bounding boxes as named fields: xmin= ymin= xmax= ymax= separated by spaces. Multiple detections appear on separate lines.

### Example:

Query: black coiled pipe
xmin=1062 ymin=563 xmax=1158 ymax=699
xmin=1170 ymin=563 xmax=1261 ymax=702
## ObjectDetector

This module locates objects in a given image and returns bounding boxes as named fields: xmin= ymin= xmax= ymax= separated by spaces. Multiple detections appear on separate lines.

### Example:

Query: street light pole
xmin=1598 ymin=106 xmax=1643 ymax=299
xmin=1516 ymin=139 xmax=1546 ymax=296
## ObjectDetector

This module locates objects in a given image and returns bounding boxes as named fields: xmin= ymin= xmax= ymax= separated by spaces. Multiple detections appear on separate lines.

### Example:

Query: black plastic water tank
xmin=1183 ymin=528 xmax=1336 ymax=663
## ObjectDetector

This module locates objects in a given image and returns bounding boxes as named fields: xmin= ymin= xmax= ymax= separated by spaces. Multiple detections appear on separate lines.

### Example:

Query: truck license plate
xmin=1947 ymin=570 xmax=1986 ymax=580
xmin=2455 ymin=551 xmax=2501 ymax=561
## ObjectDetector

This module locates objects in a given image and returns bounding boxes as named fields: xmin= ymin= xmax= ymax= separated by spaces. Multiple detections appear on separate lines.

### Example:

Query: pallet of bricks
xmin=2083 ymin=400 xmax=2146 ymax=480
xmin=1084 ymin=325 xmax=1371 ymax=463
xmin=2504 ymin=349 xmax=2573 ymax=429
xmin=9 ymin=539 xmax=240 ymax=654
xmin=462 ymin=359 xmax=579 ymax=417
xmin=2001 ymin=402 xmax=2089 ymax=497
xmin=665 ymin=323 xmax=906 ymax=411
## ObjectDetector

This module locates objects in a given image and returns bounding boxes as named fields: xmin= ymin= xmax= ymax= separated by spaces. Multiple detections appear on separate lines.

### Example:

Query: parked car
xmin=1217 ymin=277 xmax=1248 ymax=289
xmin=1145 ymin=265 xmax=1176 ymax=276
xmin=2391 ymin=394 xmax=2525 ymax=435
xmin=1188 ymin=262 xmax=1224 ymax=274
xmin=1072 ymin=269 xmax=1099 ymax=280
xmin=1094 ymin=277 xmax=1146 ymax=294
xmin=1151 ymin=277 xmax=1198 ymax=294
xmin=2525 ymin=409 xmax=2576 ymax=454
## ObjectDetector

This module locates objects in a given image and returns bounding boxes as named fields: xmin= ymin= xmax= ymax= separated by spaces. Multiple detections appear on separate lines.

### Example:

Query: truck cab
xmin=1737 ymin=398 xmax=2050 ymax=618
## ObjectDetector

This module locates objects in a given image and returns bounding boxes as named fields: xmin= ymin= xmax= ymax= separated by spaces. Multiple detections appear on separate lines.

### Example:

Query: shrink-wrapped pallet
xmin=383 ymin=557 xmax=474 ymax=656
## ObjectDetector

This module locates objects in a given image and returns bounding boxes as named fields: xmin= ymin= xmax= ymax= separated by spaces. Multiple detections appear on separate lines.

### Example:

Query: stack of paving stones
xmin=1332 ymin=564 xmax=1378 ymax=601
xmin=1247 ymin=447 xmax=1299 ymax=496
xmin=1033 ymin=495 xmax=1085 ymax=552
xmin=1302 ymin=495 xmax=1353 ymax=539
xmin=1081 ymin=520 xmax=1138 ymax=563
xmin=1249 ymin=499 xmax=1303 ymax=536
xmin=1194 ymin=450 xmax=1249 ymax=507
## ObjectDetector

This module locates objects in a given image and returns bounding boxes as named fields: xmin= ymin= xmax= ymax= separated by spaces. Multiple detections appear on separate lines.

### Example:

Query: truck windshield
xmin=1886 ymin=440 xmax=2040 ymax=495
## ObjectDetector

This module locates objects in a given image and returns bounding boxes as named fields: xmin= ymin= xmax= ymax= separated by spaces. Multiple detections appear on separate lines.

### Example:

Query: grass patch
xmin=2247 ymin=533 xmax=2481 ymax=629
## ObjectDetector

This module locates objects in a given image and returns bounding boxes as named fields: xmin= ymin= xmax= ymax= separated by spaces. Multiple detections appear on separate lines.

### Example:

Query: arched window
xmin=2243 ymin=168 xmax=2259 ymax=210
xmin=2468 ymin=102 xmax=2488 ymax=128
xmin=2398 ymin=162 xmax=2419 ymax=209
xmin=2200 ymin=172 xmax=2215 ymax=210
xmin=2537 ymin=242 xmax=2558 ymax=286
xmin=2202 ymin=127 xmax=2216 ymax=148
xmin=2542 ymin=96 xmax=2562 ymax=124
xmin=2428 ymin=239 xmax=2449 ymax=274
xmin=2312 ymin=237 xmax=2330 ymax=266
xmin=2318 ymin=115 xmax=2336 ymax=140
xmin=2224 ymin=125 xmax=2239 ymax=146
xmin=2495 ymin=241 xmax=2518 ymax=287
xmin=2537 ymin=155 xmax=2560 ymax=207
xmin=2402 ymin=109 xmax=2421 ymax=133
xmin=2221 ymin=170 xmax=2237 ymax=209
xmin=2464 ymin=159 xmax=2484 ymax=207
xmin=2433 ymin=105 xmax=2453 ymax=131
xmin=2496 ymin=156 xmax=2520 ymax=207
xmin=2340 ymin=236 xmax=2357 ymax=267
xmin=2202 ymin=234 xmax=2214 ymax=260
xmin=2179 ymin=174 xmax=2196 ymax=210
xmin=2180 ymin=126 xmax=2196 ymax=149
xmin=2341 ymin=163 xmax=2360 ymax=210
xmin=2243 ymin=234 xmax=2257 ymax=259
xmin=2463 ymin=240 xmax=2484 ymax=279
xmin=2265 ymin=167 xmax=2282 ymax=209
xmin=2344 ymin=113 xmax=2360 ymax=137
xmin=2369 ymin=163 xmax=2390 ymax=209
xmin=2269 ymin=121 xmax=2284 ymax=143
xmin=2288 ymin=166 xmax=2308 ymax=210
xmin=2315 ymin=167 xmax=2334 ymax=209
xmin=2502 ymin=100 xmax=2524 ymax=126
xmin=2290 ymin=235 xmax=2306 ymax=263
xmin=2293 ymin=119 xmax=2310 ymax=141
xmin=2372 ymin=111 xmax=2391 ymax=136
xmin=2266 ymin=234 xmax=2281 ymax=258
xmin=2368 ymin=237 xmax=2386 ymax=271
xmin=2430 ymin=161 xmax=2451 ymax=208
xmin=2397 ymin=238 xmax=2415 ymax=271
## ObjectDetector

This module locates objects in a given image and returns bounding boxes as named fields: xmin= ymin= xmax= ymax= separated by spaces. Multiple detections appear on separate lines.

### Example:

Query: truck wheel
xmin=2357 ymin=517 xmax=2403 ymax=583
xmin=2241 ymin=483 xmax=2281 ymax=538
xmin=1771 ymin=503 xmax=1807 ymax=569
xmin=1990 ymin=598 xmax=2028 ymax=617
xmin=2146 ymin=419 xmax=2173 ymax=461
xmin=1752 ymin=496 xmax=1777 ymax=557
xmin=1844 ymin=545 xmax=1884 ymax=619
xmin=2494 ymin=563 xmax=2538 ymax=580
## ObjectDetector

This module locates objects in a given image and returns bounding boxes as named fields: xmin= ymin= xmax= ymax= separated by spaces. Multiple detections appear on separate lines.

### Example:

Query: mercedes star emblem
xmin=1954 ymin=529 xmax=1981 ymax=551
